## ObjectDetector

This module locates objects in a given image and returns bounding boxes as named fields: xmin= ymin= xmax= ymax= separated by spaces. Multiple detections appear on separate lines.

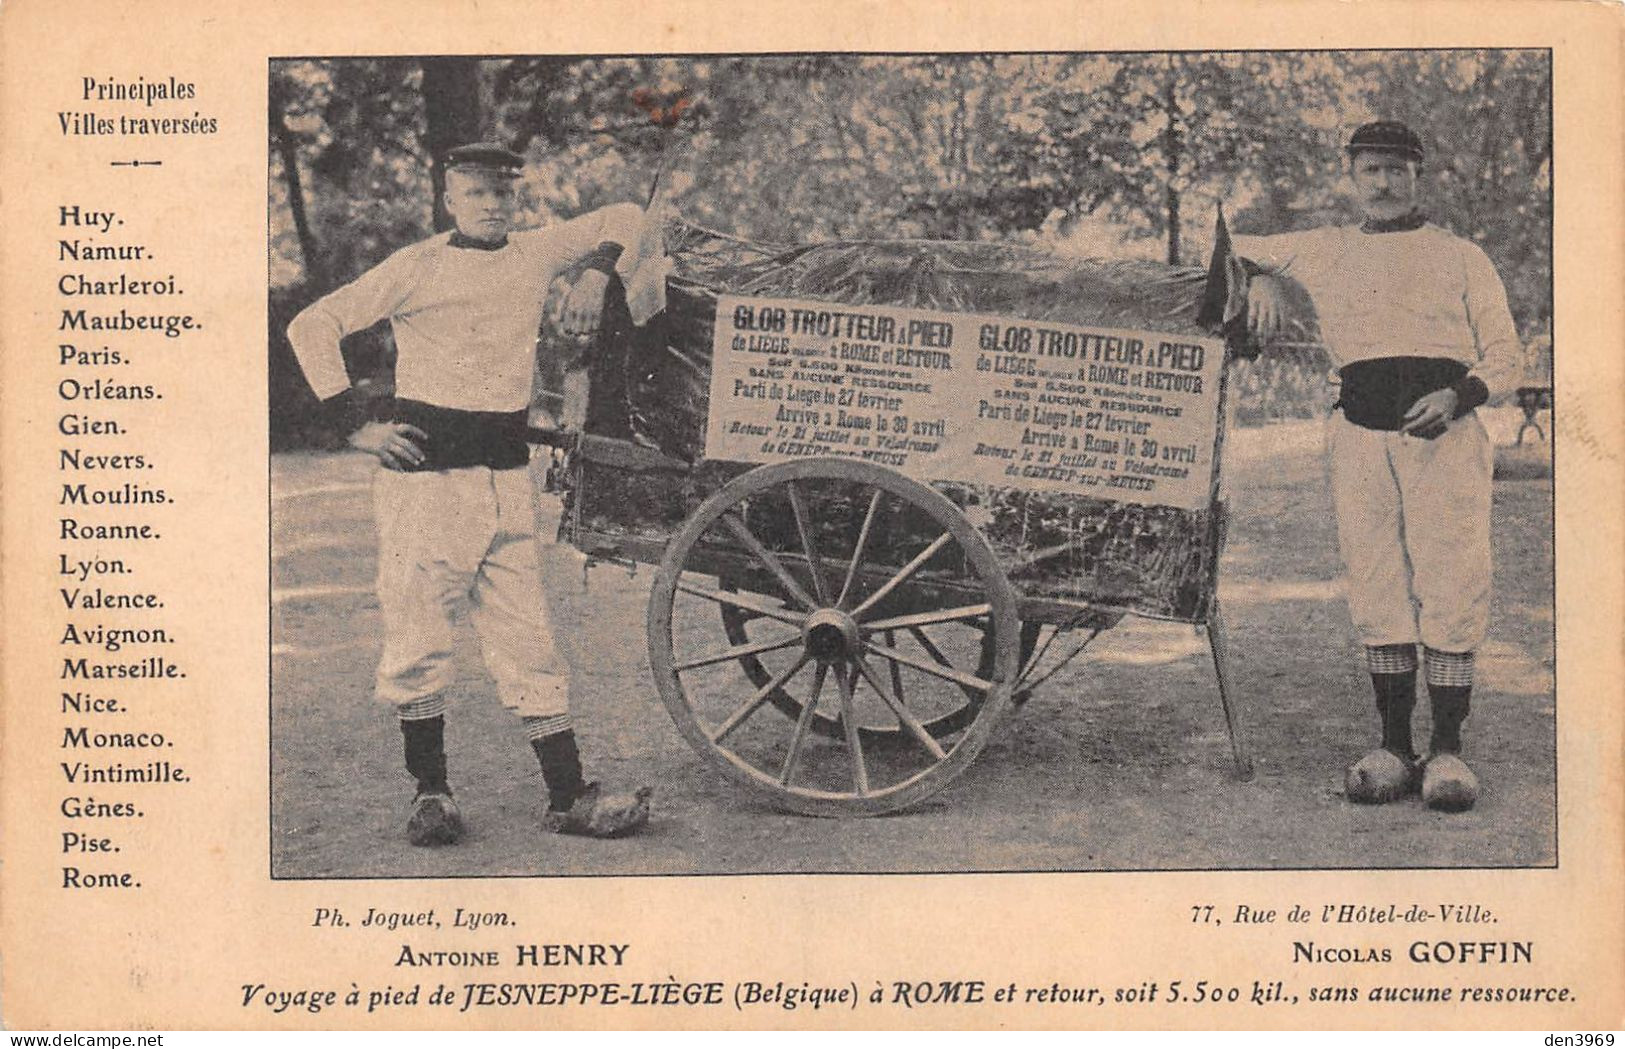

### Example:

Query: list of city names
xmin=48 ymin=75 xmax=219 ymax=892
xmin=705 ymin=294 xmax=1225 ymax=511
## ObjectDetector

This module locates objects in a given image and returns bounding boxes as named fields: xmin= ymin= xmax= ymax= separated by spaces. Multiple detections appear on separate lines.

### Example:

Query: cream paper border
xmin=1 ymin=0 xmax=1620 ymax=1030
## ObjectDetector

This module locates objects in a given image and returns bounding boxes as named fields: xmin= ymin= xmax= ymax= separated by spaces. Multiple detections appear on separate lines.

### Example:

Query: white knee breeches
xmin=372 ymin=461 xmax=569 ymax=718
xmin=1326 ymin=411 xmax=1494 ymax=653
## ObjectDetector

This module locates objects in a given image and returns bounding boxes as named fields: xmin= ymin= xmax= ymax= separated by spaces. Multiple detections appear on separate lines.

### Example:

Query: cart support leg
xmin=1206 ymin=597 xmax=1254 ymax=781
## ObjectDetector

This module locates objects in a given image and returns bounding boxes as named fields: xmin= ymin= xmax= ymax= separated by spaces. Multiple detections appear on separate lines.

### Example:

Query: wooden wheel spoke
xmin=778 ymin=661 xmax=829 ymax=786
xmin=906 ymin=626 xmax=982 ymax=703
xmin=864 ymin=603 xmax=993 ymax=633
xmin=721 ymin=512 xmax=820 ymax=611
xmin=676 ymin=581 xmax=805 ymax=626
xmin=835 ymin=663 xmax=870 ymax=795
xmin=867 ymin=639 xmax=994 ymax=694
xmin=785 ymin=482 xmax=831 ymax=606
xmin=884 ymin=630 xmax=905 ymax=709
xmin=712 ymin=653 xmax=811 ymax=744
xmin=854 ymin=657 xmax=947 ymax=760
xmin=650 ymin=458 xmax=1020 ymax=816
xmin=850 ymin=533 xmax=953 ymax=618
xmin=906 ymin=625 xmax=953 ymax=667
xmin=835 ymin=488 xmax=883 ymax=608
xmin=675 ymin=632 xmax=804 ymax=672
xmin=1020 ymin=624 xmax=1056 ymax=681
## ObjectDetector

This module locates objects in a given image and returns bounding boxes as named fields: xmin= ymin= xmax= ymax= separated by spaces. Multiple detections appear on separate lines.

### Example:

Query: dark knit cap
xmin=1346 ymin=121 xmax=1425 ymax=164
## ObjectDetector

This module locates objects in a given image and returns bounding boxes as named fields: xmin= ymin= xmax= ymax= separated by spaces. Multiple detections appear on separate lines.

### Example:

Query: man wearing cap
xmin=288 ymin=143 xmax=655 ymax=843
xmin=1238 ymin=121 xmax=1523 ymax=812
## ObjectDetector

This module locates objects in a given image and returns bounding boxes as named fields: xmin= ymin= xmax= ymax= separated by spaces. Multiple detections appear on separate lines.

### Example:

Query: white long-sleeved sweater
xmin=287 ymin=203 xmax=645 ymax=413
xmin=1234 ymin=224 xmax=1523 ymax=402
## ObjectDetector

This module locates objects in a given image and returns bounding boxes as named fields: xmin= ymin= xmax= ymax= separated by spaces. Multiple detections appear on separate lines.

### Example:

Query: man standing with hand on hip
xmin=1239 ymin=122 xmax=1523 ymax=812
xmin=288 ymin=143 xmax=655 ymax=844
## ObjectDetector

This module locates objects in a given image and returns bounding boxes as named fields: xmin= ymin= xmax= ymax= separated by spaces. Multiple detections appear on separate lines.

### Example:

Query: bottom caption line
xmin=238 ymin=977 xmax=1578 ymax=1016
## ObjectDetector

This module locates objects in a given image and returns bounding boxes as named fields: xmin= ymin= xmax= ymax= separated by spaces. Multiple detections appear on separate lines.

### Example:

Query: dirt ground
xmin=270 ymin=406 xmax=1555 ymax=878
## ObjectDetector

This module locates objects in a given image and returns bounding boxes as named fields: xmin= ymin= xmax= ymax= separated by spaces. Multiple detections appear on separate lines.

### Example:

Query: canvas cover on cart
xmin=563 ymin=215 xmax=1261 ymax=623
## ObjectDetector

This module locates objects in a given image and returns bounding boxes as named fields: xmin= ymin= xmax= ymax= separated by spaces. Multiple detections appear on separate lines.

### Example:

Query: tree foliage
xmin=268 ymin=49 xmax=1552 ymax=444
xmin=987 ymin=53 xmax=1347 ymax=262
xmin=272 ymin=50 xmax=1549 ymax=321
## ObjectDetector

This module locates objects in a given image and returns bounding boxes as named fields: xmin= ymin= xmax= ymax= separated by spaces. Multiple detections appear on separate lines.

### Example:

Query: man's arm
xmin=286 ymin=243 xmax=430 ymax=468
xmin=1402 ymin=243 xmax=1525 ymax=437
xmin=1232 ymin=231 xmax=1318 ymax=340
xmin=1458 ymin=241 xmax=1524 ymax=405
xmin=530 ymin=203 xmax=646 ymax=335
xmin=1400 ymin=242 xmax=1523 ymax=438
xmin=1231 ymin=232 xmax=1314 ymax=277
xmin=543 ymin=201 xmax=644 ymax=275
xmin=287 ymin=244 xmax=425 ymax=399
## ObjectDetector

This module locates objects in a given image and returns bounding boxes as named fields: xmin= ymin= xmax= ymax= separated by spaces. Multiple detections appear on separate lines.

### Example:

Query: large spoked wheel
xmin=718 ymin=596 xmax=1038 ymax=743
xmin=647 ymin=458 xmax=1021 ymax=816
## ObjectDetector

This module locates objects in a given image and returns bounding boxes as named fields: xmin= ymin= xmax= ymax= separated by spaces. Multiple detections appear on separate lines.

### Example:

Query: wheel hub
xmin=803 ymin=607 xmax=860 ymax=661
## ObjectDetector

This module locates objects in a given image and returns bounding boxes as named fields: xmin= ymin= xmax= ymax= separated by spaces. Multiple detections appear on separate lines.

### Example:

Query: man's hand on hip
xmin=1400 ymin=388 xmax=1460 ymax=440
xmin=350 ymin=421 xmax=429 ymax=470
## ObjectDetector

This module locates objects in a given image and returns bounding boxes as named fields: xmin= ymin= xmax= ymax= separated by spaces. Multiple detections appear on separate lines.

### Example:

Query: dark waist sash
xmin=1335 ymin=357 xmax=1469 ymax=431
xmin=389 ymin=398 xmax=530 ymax=471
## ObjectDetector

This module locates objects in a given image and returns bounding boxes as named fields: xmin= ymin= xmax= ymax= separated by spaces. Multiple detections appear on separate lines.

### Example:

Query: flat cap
xmin=1345 ymin=121 xmax=1424 ymax=164
xmin=444 ymin=142 xmax=524 ymax=178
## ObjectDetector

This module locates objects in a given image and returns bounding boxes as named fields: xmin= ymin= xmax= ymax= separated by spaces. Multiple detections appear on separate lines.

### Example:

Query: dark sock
xmin=1428 ymin=684 xmax=1471 ymax=755
xmin=532 ymin=729 xmax=585 ymax=812
xmin=1371 ymin=671 xmax=1417 ymax=760
xmin=401 ymin=715 xmax=449 ymax=796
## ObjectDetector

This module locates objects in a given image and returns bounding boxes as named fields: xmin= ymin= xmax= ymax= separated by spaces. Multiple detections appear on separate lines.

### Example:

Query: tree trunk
xmin=501 ymin=57 xmax=573 ymax=153
xmin=420 ymin=58 xmax=485 ymax=232
xmin=1163 ymin=62 xmax=1182 ymax=265
xmin=269 ymin=79 xmax=326 ymax=290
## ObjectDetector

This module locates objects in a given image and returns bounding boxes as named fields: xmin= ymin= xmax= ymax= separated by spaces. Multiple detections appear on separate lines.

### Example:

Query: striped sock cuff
xmin=397 ymin=695 xmax=448 ymax=721
xmin=1366 ymin=643 xmax=1418 ymax=675
xmin=1424 ymin=648 xmax=1475 ymax=688
xmin=522 ymin=713 xmax=573 ymax=741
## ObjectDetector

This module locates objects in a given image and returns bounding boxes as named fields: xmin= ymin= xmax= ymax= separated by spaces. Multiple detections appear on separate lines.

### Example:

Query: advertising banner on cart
xmin=704 ymin=293 xmax=1226 ymax=510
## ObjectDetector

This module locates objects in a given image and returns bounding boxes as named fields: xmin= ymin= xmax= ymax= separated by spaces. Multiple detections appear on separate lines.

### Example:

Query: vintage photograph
xmin=268 ymin=49 xmax=1555 ymax=879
